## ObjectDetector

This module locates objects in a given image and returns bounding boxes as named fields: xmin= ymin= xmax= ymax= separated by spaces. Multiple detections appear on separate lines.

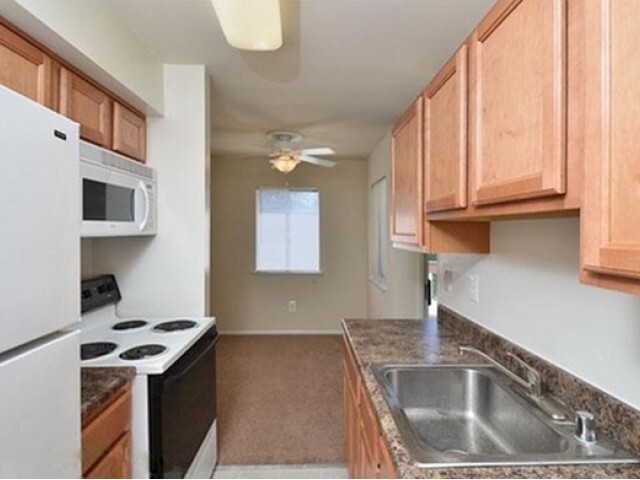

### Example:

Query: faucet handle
xmin=575 ymin=411 xmax=597 ymax=443
xmin=507 ymin=353 xmax=542 ymax=394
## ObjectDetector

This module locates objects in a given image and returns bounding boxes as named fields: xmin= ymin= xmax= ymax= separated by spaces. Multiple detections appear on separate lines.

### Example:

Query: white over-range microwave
xmin=80 ymin=141 xmax=157 ymax=237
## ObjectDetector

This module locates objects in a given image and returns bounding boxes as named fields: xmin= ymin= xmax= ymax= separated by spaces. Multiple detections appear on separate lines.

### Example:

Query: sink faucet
xmin=458 ymin=346 xmax=567 ymax=421
xmin=506 ymin=352 xmax=543 ymax=397
xmin=458 ymin=346 xmax=541 ymax=396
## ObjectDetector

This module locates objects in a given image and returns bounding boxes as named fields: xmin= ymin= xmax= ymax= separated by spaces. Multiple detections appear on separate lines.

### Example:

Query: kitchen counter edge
xmin=81 ymin=366 xmax=135 ymax=427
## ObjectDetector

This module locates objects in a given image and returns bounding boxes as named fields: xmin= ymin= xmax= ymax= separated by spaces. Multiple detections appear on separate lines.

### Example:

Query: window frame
xmin=370 ymin=176 xmax=388 ymax=290
xmin=254 ymin=187 xmax=322 ymax=275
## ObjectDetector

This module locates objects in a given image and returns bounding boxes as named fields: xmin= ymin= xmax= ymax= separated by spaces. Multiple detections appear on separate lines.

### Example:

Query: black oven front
xmin=148 ymin=326 xmax=218 ymax=478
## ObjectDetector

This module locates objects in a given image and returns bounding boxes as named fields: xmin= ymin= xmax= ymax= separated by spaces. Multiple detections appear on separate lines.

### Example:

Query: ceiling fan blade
xmin=299 ymin=155 xmax=337 ymax=168
xmin=300 ymin=147 xmax=336 ymax=156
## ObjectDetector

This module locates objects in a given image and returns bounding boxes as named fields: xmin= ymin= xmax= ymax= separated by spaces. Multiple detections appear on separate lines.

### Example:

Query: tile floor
xmin=211 ymin=464 xmax=349 ymax=479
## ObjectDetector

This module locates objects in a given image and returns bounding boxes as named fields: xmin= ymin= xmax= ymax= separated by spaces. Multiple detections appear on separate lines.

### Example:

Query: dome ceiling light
xmin=211 ymin=0 xmax=283 ymax=52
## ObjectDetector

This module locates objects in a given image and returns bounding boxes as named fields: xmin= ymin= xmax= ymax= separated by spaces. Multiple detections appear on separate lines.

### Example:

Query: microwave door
xmin=81 ymin=166 xmax=140 ymax=237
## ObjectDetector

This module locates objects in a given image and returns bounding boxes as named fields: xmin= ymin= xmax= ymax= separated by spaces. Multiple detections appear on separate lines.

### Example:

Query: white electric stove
xmin=80 ymin=275 xmax=218 ymax=479
xmin=81 ymin=312 xmax=215 ymax=374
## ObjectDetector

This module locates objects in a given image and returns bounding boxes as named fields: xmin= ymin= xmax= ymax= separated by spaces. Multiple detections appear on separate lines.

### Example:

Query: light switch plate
xmin=443 ymin=269 xmax=454 ymax=292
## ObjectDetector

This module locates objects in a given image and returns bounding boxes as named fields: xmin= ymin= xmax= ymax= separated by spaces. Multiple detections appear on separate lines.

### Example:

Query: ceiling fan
xmin=266 ymin=131 xmax=336 ymax=174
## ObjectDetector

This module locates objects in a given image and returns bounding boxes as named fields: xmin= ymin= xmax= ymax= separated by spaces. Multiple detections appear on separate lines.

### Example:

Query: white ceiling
xmin=112 ymin=0 xmax=494 ymax=158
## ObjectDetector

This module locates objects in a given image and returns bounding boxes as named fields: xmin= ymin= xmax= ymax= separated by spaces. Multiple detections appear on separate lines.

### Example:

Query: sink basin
xmin=373 ymin=364 xmax=639 ymax=468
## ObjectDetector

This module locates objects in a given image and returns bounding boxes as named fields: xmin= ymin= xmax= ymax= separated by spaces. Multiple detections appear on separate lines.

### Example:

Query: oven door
xmin=81 ymin=161 xmax=152 ymax=237
xmin=148 ymin=327 xmax=218 ymax=479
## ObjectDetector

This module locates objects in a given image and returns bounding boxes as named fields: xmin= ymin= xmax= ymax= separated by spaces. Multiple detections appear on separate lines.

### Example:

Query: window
xmin=371 ymin=177 xmax=388 ymax=288
xmin=255 ymin=188 xmax=320 ymax=273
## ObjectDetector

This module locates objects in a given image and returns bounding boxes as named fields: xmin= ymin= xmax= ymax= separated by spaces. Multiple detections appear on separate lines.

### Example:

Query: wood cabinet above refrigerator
xmin=0 ymin=18 xmax=147 ymax=163
xmin=59 ymin=68 xmax=112 ymax=149
xmin=0 ymin=22 xmax=54 ymax=109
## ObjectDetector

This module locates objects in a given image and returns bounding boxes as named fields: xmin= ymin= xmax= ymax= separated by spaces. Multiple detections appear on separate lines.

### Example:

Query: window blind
xmin=255 ymin=188 xmax=320 ymax=273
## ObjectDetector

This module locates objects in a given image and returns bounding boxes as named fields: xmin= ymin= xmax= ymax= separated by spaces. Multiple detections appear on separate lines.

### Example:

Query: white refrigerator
xmin=0 ymin=86 xmax=81 ymax=477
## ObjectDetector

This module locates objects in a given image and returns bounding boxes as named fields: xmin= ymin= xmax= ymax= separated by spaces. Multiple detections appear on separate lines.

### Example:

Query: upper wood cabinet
xmin=113 ymin=102 xmax=147 ymax=162
xmin=469 ymin=0 xmax=567 ymax=207
xmin=391 ymin=98 xmax=424 ymax=246
xmin=0 ymin=20 xmax=147 ymax=162
xmin=59 ymin=68 xmax=112 ymax=148
xmin=391 ymin=94 xmax=490 ymax=255
xmin=423 ymin=45 xmax=468 ymax=213
xmin=581 ymin=0 xmax=640 ymax=295
xmin=0 ymin=22 xmax=53 ymax=108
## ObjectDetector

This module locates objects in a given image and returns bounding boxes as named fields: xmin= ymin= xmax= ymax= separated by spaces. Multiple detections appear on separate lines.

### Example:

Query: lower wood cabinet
xmin=85 ymin=432 xmax=131 ymax=479
xmin=344 ymin=338 xmax=397 ymax=479
xmin=82 ymin=384 xmax=132 ymax=479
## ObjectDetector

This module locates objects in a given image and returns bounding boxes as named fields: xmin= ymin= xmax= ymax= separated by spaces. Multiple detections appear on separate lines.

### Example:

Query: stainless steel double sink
xmin=372 ymin=364 xmax=639 ymax=468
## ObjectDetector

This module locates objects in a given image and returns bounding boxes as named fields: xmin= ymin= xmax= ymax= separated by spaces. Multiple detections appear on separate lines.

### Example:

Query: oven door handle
xmin=162 ymin=332 xmax=219 ymax=389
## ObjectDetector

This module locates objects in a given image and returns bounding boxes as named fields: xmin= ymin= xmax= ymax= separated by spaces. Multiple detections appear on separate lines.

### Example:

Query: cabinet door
xmin=82 ymin=387 xmax=131 ymax=473
xmin=469 ymin=0 xmax=566 ymax=206
xmin=581 ymin=0 xmax=640 ymax=290
xmin=113 ymin=102 xmax=146 ymax=162
xmin=0 ymin=22 xmax=52 ymax=108
xmin=59 ymin=68 xmax=112 ymax=147
xmin=424 ymin=45 xmax=468 ymax=213
xmin=85 ymin=432 xmax=131 ymax=479
xmin=391 ymin=98 xmax=424 ymax=245
xmin=359 ymin=434 xmax=379 ymax=480
xmin=344 ymin=372 xmax=356 ymax=478
xmin=378 ymin=435 xmax=397 ymax=479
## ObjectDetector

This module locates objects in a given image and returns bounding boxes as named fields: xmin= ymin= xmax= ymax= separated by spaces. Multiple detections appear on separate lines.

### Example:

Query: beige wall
xmin=211 ymin=156 xmax=368 ymax=333
xmin=367 ymin=133 xmax=424 ymax=318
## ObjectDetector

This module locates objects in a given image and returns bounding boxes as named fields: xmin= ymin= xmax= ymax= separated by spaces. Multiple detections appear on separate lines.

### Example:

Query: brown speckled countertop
xmin=81 ymin=367 xmax=135 ymax=426
xmin=342 ymin=308 xmax=640 ymax=478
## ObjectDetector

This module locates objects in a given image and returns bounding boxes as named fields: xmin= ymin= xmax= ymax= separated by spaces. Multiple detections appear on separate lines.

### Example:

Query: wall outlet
xmin=468 ymin=274 xmax=480 ymax=303
xmin=288 ymin=300 xmax=296 ymax=312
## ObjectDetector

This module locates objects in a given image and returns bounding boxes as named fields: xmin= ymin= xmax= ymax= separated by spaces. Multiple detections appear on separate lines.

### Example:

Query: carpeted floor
xmin=216 ymin=335 xmax=345 ymax=465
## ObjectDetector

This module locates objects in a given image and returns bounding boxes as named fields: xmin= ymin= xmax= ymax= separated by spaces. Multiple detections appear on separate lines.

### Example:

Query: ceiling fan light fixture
xmin=270 ymin=155 xmax=300 ymax=174
xmin=211 ymin=0 xmax=283 ymax=52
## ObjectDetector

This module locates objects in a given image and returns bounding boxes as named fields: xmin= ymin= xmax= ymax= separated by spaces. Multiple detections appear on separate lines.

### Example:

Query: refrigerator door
xmin=0 ymin=330 xmax=81 ymax=478
xmin=0 ymin=86 xmax=80 ymax=352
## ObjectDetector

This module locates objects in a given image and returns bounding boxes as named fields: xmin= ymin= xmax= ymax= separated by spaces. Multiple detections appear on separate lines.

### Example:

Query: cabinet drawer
xmin=85 ymin=431 xmax=131 ymax=479
xmin=82 ymin=387 xmax=131 ymax=473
